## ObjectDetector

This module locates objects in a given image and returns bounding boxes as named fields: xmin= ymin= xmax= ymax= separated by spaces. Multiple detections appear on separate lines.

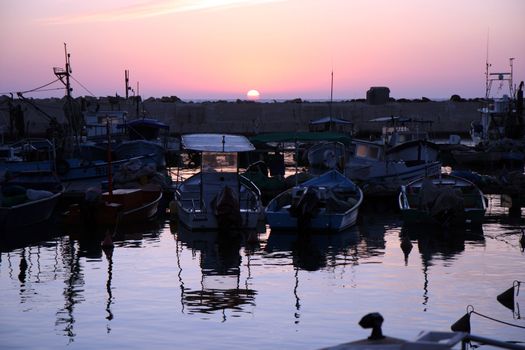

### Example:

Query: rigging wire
xmin=0 ymin=78 xmax=62 ymax=96
xmin=70 ymin=75 xmax=96 ymax=97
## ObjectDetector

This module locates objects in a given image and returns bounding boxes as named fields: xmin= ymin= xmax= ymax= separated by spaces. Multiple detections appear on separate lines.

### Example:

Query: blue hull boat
xmin=265 ymin=170 xmax=363 ymax=232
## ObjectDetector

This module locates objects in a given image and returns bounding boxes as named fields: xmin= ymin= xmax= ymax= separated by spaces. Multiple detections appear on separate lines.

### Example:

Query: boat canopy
xmin=124 ymin=118 xmax=169 ymax=129
xmin=309 ymin=116 xmax=353 ymax=125
xmin=250 ymin=132 xmax=351 ymax=146
xmin=369 ymin=116 xmax=433 ymax=125
xmin=181 ymin=134 xmax=255 ymax=152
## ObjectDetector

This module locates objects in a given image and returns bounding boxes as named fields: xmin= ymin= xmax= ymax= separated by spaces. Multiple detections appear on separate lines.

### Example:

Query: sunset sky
xmin=1 ymin=0 xmax=524 ymax=100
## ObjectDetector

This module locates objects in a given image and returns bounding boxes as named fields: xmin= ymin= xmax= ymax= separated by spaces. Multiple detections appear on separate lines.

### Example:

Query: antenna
xmin=485 ymin=29 xmax=490 ymax=99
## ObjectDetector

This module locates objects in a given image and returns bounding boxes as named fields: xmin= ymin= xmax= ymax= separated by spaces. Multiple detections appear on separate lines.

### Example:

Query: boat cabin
xmin=369 ymin=116 xmax=432 ymax=147
xmin=83 ymin=110 xmax=128 ymax=140
xmin=351 ymin=139 xmax=384 ymax=161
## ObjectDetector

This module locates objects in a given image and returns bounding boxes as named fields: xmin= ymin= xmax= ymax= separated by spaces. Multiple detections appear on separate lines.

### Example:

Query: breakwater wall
xmin=1 ymin=97 xmax=482 ymax=138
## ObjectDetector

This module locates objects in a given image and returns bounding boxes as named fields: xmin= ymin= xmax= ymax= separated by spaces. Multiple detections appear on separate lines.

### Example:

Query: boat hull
xmin=175 ymin=172 xmax=262 ymax=231
xmin=65 ymin=189 xmax=162 ymax=227
xmin=0 ymin=190 xmax=63 ymax=232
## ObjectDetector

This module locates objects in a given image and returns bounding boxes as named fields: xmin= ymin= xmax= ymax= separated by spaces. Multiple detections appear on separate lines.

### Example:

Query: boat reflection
xmin=0 ymin=218 xmax=64 ymax=252
xmin=265 ymin=227 xmax=361 ymax=271
xmin=173 ymin=225 xmax=257 ymax=320
xmin=399 ymin=224 xmax=485 ymax=311
xmin=66 ymin=218 xmax=164 ymax=249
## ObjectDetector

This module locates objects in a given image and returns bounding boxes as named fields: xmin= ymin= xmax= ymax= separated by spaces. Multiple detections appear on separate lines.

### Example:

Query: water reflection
xmin=173 ymin=226 xmax=257 ymax=321
xmin=0 ymin=219 xmax=165 ymax=344
xmin=399 ymin=225 xmax=485 ymax=312
xmin=265 ymin=227 xmax=360 ymax=271
xmin=55 ymin=237 xmax=86 ymax=343
xmin=0 ymin=218 xmax=64 ymax=252
xmin=103 ymin=246 xmax=114 ymax=333
xmin=264 ymin=227 xmax=361 ymax=323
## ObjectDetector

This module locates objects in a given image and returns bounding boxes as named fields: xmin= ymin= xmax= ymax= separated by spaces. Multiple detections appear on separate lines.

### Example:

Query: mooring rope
xmin=466 ymin=305 xmax=525 ymax=329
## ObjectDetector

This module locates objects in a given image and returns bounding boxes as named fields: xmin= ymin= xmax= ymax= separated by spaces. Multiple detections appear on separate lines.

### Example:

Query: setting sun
xmin=246 ymin=89 xmax=260 ymax=100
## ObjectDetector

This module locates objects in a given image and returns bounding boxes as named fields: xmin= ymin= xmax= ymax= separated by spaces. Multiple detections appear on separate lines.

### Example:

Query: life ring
xmin=56 ymin=159 xmax=70 ymax=175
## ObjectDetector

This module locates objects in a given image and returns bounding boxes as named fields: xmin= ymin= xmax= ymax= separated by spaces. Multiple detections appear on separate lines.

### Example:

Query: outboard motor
xmin=214 ymin=185 xmax=242 ymax=230
xmin=289 ymin=187 xmax=320 ymax=228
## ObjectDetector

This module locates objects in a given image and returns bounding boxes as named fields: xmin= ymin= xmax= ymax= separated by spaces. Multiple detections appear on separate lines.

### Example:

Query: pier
xmin=1 ymin=96 xmax=482 ymax=137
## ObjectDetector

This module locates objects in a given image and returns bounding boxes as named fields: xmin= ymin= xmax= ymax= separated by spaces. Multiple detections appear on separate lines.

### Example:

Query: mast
xmin=54 ymin=43 xmax=72 ymax=98
xmin=329 ymin=70 xmax=334 ymax=131
xmin=106 ymin=117 xmax=113 ymax=198
xmin=54 ymin=43 xmax=80 ymax=155
xmin=125 ymin=70 xmax=130 ymax=100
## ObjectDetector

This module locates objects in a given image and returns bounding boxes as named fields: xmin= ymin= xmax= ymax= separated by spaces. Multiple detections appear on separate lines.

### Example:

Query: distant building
xmin=366 ymin=87 xmax=390 ymax=105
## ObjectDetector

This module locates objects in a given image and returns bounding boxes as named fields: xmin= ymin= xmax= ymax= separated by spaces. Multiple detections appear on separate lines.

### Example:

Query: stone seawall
xmin=0 ymin=97 xmax=482 ymax=137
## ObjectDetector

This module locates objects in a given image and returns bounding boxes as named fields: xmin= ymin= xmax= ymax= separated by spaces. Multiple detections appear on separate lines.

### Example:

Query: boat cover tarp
xmin=419 ymin=178 xmax=464 ymax=217
xmin=125 ymin=118 xmax=169 ymax=129
xmin=182 ymin=134 xmax=255 ymax=152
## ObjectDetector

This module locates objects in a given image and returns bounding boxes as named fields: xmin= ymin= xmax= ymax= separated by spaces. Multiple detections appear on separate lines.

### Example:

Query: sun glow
xmin=246 ymin=89 xmax=260 ymax=100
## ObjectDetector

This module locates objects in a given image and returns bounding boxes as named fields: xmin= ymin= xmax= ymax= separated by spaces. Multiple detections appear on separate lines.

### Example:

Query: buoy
xmin=451 ymin=312 xmax=471 ymax=333
xmin=497 ymin=285 xmax=515 ymax=310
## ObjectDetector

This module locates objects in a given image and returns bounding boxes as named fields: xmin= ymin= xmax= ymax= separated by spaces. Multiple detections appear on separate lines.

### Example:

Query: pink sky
xmin=1 ymin=0 xmax=524 ymax=100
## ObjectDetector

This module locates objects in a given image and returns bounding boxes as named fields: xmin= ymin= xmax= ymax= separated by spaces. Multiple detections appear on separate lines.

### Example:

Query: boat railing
xmin=461 ymin=334 xmax=525 ymax=350
xmin=240 ymin=174 xmax=262 ymax=199
xmin=400 ymin=185 xmax=410 ymax=208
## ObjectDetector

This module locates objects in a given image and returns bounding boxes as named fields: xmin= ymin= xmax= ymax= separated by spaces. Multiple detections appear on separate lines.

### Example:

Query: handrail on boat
xmin=461 ymin=334 xmax=525 ymax=350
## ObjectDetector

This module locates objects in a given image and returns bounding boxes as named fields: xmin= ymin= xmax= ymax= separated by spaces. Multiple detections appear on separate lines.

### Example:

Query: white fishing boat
xmin=265 ymin=170 xmax=363 ymax=232
xmin=345 ymin=139 xmax=441 ymax=196
xmin=174 ymin=134 xmax=263 ymax=231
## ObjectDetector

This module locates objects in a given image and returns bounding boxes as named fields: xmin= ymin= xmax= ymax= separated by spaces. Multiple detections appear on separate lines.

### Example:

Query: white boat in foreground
xmin=175 ymin=134 xmax=263 ymax=231
xmin=265 ymin=170 xmax=363 ymax=232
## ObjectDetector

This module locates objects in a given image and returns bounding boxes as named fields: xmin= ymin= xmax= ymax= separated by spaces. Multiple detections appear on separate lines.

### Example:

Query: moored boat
xmin=174 ymin=133 xmax=263 ymax=231
xmin=346 ymin=138 xmax=441 ymax=197
xmin=265 ymin=170 xmax=363 ymax=232
xmin=64 ymin=187 xmax=162 ymax=227
xmin=398 ymin=173 xmax=487 ymax=227
xmin=0 ymin=170 xmax=64 ymax=232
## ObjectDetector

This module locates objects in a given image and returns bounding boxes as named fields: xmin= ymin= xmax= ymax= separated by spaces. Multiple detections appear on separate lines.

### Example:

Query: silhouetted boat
xmin=398 ymin=173 xmax=487 ymax=227
xmin=0 ymin=171 xmax=64 ymax=232
xmin=265 ymin=170 xmax=363 ymax=232
xmin=64 ymin=187 xmax=162 ymax=227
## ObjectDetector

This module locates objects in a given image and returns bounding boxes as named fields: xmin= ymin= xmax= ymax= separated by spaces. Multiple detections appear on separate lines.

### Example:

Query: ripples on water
xmin=0 ymin=195 xmax=524 ymax=350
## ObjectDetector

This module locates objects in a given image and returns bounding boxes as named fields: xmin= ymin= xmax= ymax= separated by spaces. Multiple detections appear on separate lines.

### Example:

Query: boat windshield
xmin=201 ymin=152 xmax=238 ymax=173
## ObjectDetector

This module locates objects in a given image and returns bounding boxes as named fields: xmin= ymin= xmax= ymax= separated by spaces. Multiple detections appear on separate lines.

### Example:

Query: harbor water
xmin=1 ymin=193 xmax=524 ymax=349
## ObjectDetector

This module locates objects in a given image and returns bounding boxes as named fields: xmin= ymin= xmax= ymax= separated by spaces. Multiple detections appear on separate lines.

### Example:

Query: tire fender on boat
xmin=323 ymin=149 xmax=337 ymax=169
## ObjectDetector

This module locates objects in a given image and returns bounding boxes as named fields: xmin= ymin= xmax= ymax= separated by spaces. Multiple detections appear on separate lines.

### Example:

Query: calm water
xmin=1 ymin=196 xmax=524 ymax=350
